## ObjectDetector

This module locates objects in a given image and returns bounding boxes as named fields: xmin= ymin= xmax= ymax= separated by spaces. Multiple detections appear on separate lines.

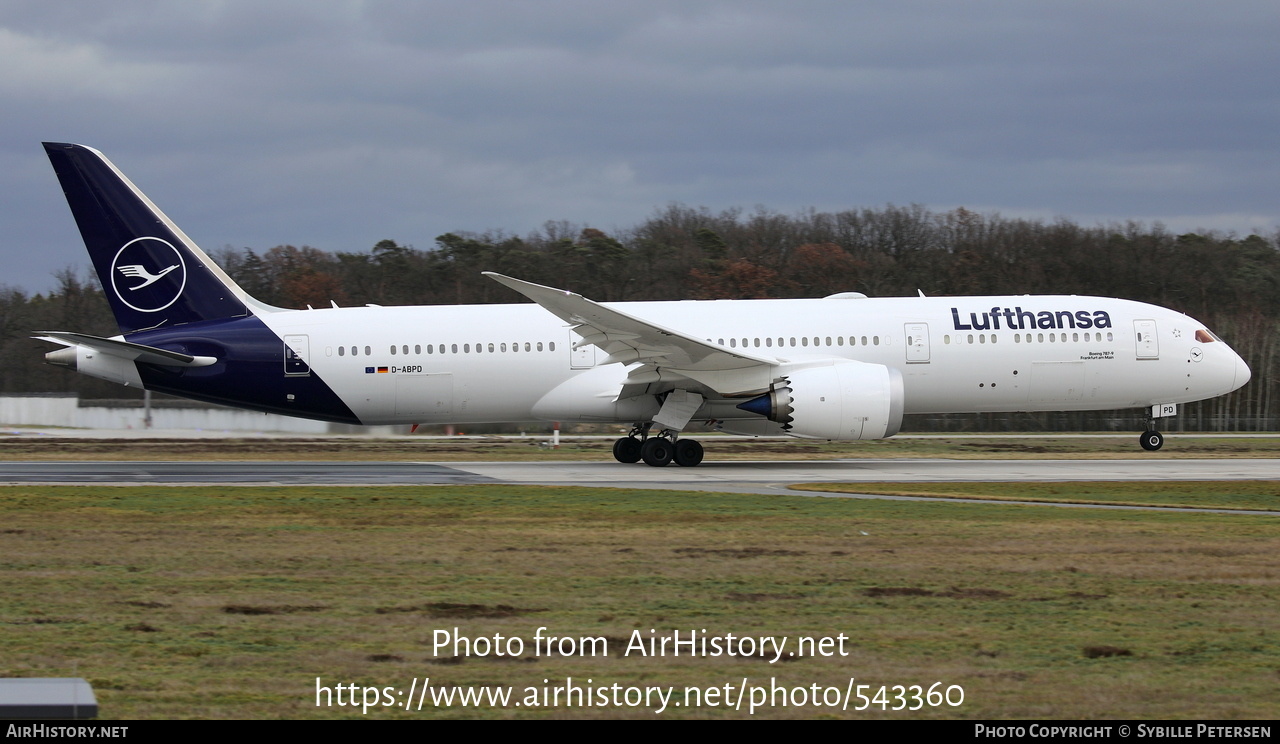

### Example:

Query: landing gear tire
xmin=640 ymin=437 xmax=674 ymax=467
xmin=1140 ymin=430 xmax=1164 ymax=451
xmin=673 ymin=439 xmax=704 ymax=467
xmin=612 ymin=436 xmax=642 ymax=464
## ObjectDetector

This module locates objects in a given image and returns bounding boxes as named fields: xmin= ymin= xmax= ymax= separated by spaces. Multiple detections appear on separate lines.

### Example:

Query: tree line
xmin=4 ymin=203 xmax=1277 ymax=430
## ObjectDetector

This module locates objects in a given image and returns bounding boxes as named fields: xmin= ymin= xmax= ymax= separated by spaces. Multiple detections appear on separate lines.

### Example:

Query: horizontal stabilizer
xmin=34 ymin=331 xmax=217 ymax=367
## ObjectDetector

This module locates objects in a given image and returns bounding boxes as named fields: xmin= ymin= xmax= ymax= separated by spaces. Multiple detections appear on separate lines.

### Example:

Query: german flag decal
xmin=378 ymin=367 xmax=389 ymax=373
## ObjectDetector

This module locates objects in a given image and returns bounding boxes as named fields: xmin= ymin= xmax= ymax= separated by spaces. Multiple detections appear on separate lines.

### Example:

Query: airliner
xmin=36 ymin=142 xmax=1251 ymax=466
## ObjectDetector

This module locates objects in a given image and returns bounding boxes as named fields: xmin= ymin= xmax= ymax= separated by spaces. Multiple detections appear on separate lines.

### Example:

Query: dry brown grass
xmin=0 ymin=484 xmax=1276 ymax=719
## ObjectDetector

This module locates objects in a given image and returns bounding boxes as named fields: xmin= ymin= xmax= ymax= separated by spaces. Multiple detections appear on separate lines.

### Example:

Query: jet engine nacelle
xmin=736 ymin=360 xmax=904 ymax=440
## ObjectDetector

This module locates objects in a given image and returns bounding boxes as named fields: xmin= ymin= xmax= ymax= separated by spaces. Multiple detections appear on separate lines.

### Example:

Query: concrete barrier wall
xmin=0 ymin=395 xmax=371 ymax=434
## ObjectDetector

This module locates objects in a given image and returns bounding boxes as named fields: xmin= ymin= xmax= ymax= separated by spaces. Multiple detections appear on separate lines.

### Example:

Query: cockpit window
xmin=1195 ymin=330 xmax=1218 ymax=343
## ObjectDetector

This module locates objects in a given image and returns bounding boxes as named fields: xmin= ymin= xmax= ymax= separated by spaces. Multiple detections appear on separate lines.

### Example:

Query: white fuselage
xmin=255 ymin=294 xmax=1249 ymax=426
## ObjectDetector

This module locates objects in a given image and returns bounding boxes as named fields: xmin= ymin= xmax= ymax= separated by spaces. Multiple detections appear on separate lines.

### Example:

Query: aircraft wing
xmin=484 ymin=273 xmax=778 ymax=394
xmin=34 ymin=331 xmax=218 ymax=367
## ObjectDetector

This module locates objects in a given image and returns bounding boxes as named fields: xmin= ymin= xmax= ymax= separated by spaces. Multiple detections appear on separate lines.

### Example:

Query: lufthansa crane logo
xmin=117 ymin=263 xmax=178 ymax=289
xmin=110 ymin=237 xmax=187 ymax=312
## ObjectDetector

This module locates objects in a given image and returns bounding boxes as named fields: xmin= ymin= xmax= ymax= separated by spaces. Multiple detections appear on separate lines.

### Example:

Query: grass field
xmin=1 ymin=483 xmax=1277 ymax=719
xmin=795 ymin=481 xmax=1280 ymax=511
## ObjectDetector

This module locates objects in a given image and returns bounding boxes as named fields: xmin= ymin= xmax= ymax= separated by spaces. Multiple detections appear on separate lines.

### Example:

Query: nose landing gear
xmin=1139 ymin=404 xmax=1172 ymax=451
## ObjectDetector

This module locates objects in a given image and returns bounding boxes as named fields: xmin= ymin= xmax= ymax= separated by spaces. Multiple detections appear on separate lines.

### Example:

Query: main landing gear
xmin=612 ymin=435 xmax=643 ymax=463
xmin=612 ymin=426 xmax=704 ymax=467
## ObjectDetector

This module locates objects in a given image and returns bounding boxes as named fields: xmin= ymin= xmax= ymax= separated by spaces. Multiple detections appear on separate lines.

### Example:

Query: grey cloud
xmin=2 ymin=1 xmax=1278 ymax=292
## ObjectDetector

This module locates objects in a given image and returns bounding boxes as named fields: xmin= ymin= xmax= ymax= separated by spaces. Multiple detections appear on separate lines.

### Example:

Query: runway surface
xmin=3 ymin=458 xmax=1279 ymax=512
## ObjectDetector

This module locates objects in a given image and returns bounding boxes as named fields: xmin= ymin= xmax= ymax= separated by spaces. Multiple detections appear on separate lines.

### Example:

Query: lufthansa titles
xmin=951 ymin=307 xmax=1112 ymax=332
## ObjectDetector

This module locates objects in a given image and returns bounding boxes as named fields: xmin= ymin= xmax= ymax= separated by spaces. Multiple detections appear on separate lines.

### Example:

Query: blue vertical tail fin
xmin=43 ymin=142 xmax=255 ymax=334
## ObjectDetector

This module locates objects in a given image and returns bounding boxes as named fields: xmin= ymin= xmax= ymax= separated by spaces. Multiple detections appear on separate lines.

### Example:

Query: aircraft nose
xmin=1233 ymin=352 xmax=1251 ymax=391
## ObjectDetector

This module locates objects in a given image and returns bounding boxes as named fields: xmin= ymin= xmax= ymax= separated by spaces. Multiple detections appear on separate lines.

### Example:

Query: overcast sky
xmin=3 ymin=1 xmax=1278 ymax=293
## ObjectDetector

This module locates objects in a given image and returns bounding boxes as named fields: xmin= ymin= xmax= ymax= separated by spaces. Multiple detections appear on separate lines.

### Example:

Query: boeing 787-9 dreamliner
xmin=37 ymin=143 xmax=1250 ymax=466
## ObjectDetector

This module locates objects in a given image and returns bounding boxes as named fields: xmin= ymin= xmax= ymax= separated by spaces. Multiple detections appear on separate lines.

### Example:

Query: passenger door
xmin=283 ymin=334 xmax=310 ymax=376
xmin=1134 ymin=320 xmax=1159 ymax=359
xmin=904 ymin=323 xmax=930 ymax=363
